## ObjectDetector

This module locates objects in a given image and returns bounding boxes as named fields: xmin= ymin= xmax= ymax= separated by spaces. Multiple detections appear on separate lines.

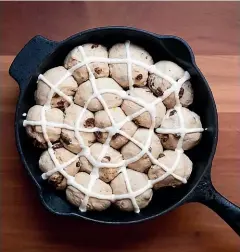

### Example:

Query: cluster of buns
xmin=24 ymin=42 xmax=202 ymax=212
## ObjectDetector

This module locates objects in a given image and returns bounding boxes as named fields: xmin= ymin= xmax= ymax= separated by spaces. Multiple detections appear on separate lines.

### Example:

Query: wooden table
xmin=1 ymin=2 xmax=239 ymax=251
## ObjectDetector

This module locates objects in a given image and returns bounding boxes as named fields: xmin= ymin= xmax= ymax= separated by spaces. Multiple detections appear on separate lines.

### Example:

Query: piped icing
xmin=23 ymin=41 xmax=204 ymax=213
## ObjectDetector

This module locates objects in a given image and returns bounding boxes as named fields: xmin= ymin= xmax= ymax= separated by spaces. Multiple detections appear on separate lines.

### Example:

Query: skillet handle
xmin=188 ymin=171 xmax=240 ymax=236
xmin=9 ymin=35 xmax=58 ymax=90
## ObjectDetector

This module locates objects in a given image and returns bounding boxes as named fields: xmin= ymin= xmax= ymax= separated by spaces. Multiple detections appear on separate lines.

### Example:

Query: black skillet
xmin=9 ymin=26 xmax=240 ymax=234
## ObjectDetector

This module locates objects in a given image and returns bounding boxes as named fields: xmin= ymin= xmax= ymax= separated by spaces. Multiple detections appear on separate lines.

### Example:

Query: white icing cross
xmin=23 ymin=41 xmax=204 ymax=213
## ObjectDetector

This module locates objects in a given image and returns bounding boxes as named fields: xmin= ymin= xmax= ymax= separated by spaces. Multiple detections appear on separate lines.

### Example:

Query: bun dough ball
xmin=110 ymin=169 xmax=153 ymax=211
xmin=148 ymin=61 xmax=193 ymax=109
xmin=109 ymin=43 xmax=153 ymax=88
xmin=148 ymin=150 xmax=192 ymax=189
xmin=121 ymin=128 xmax=163 ymax=173
xmin=64 ymin=44 xmax=109 ymax=84
xmin=66 ymin=172 xmax=112 ymax=211
xmin=79 ymin=143 xmax=123 ymax=182
xmin=35 ymin=66 xmax=78 ymax=109
xmin=94 ymin=107 xmax=138 ymax=149
xmin=25 ymin=105 xmax=64 ymax=148
xmin=121 ymin=87 xmax=166 ymax=128
xmin=158 ymin=107 xmax=202 ymax=150
xmin=61 ymin=104 xmax=95 ymax=154
xmin=39 ymin=147 xmax=80 ymax=190
xmin=74 ymin=78 xmax=124 ymax=112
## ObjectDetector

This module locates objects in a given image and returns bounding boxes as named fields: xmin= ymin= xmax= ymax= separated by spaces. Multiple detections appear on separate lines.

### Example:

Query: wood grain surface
xmin=0 ymin=1 xmax=239 ymax=55
xmin=1 ymin=2 xmax=239 ymax=252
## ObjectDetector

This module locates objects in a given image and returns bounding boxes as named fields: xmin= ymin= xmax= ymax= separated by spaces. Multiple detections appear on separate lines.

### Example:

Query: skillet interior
xmin=15 ymin=27 xmax=218 ymax=223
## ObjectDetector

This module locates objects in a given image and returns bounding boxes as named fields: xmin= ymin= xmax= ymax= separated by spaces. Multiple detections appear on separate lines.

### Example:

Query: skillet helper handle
xmin=9 ymin=35 xmax=58 ymax=90
xmin=190 ymin=171 xmax=240 ymax=236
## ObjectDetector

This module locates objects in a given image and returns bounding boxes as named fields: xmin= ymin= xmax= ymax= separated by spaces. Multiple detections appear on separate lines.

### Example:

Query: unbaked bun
xmin=121 ymin=87 xmax=166 ymax=128
xmin=121 ymin=128 xmax=163 ymax=173
xmin=35 ymin=66 xmax=78 ymax=109
xmin=74 ymin=78 xmax=124 ymax=112
xmin=61 ymin=104 xmax=96 ymax=154
xmin=111 ymin=169 xmax=153 ymax=211
xmin=66 ymin=172 xmax=112 ymax=211
xmin=148 ymin=61 xmax=193 ymax=109
xmin=39 ymin=147 xmax=80 ymax=190
xmin=64 ymin=43 xmax=109 ymax=84
xmin=79 ymin=143 xmax=123 ymax=183
xmin=25 ymin=105 xmax=64 ymax=148
xmin=94 ymin=107 xmax=138 ymax=149
xmin=158 ymin=107 xmax=202 ymax=150
xmin=148 ymin=150 xmax=192 ymax=189
xmin=109 ymin=43 xmax=153 ymax=88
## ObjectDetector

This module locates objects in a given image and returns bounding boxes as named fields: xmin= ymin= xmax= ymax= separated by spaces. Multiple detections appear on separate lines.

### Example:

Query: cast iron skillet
xmin=9 ymin=26 xmax=240 ymax=234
